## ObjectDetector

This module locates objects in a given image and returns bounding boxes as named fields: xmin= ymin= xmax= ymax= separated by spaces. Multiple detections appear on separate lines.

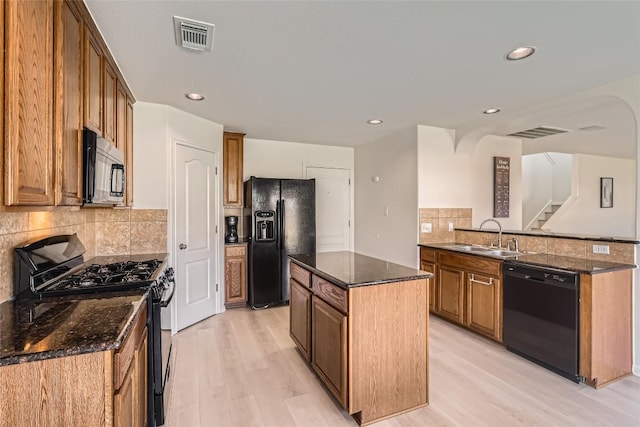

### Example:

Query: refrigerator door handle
xmin=276 ymin=200 xmax=281 ymax=250
xmin=280 ymin=199 xmax=285 ymax=250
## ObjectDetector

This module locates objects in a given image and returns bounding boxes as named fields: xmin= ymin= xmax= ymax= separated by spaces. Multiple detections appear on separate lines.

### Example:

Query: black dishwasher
xmin=503 ymin=262 xmax=580 ymax=382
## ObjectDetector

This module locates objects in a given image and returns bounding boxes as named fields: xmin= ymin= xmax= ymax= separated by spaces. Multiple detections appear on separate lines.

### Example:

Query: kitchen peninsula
xmin=288 ymin=251 xmax=431 ymax=426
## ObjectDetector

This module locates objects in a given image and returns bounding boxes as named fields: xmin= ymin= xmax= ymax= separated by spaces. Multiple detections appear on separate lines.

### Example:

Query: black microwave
xmin=83 ymin=128 xmax=125 ymax=206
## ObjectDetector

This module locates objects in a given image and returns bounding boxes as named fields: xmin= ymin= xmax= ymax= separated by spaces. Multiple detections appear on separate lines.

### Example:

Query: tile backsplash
xmin=418 ymin=208 xmax=472 ymax=244
xmin=0 ymin=208 xmax=167 ymax=303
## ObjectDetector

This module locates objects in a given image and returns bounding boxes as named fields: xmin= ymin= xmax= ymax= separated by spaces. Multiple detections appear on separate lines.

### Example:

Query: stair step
xmin=544 ymin=212 xmax=554 ymax=219
xmin=538 ymin=219 xmax=547 ymax=226
xmin=551 ymin=204 xmax=562 ymax=212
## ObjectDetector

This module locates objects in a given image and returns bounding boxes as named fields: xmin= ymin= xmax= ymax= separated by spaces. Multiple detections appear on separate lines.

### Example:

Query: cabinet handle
xmin=470 ymin=274 xmax=493 ymax=286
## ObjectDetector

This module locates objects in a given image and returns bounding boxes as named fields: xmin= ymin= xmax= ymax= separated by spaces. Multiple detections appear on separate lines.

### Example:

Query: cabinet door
xmin=125 ymin=99 xmax=134 ymax=206
xmin=223 ymin=132 xmax=244 ymax=206
xmin=84 ymin=27 xmax=102 ymax=134
xmin=312 ymin=296 xmax=347 ymax=409
xmin=290 ymin=279 xmax=312 ymax=361
xmin=114 ymin=362 xmax=135 ymax=427
xmin=467 ymin=273 xmax=502 ymax=341
xmin=4 ymin=0 xmax=55 ymax=206
xmin=116 ymin=83 xmax=127 ymax=151
xmin=224 ymin=246 xmax=247 ymax=308
xmin=103 ymin=62 xmax=117 ymax=145
xmin=420 ymin=261 xmax=436 ymax=312
xmin=437 ymin=266 xmax=465 ymax=324
xmin=133 ymin=331 xmax=148 ymax=427
xmin=54 ymin=0 xmax=84 ymax=206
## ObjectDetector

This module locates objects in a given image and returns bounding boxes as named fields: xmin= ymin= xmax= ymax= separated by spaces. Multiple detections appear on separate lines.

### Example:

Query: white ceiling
xmin=85 ymin=0 xmax=640 ymax=153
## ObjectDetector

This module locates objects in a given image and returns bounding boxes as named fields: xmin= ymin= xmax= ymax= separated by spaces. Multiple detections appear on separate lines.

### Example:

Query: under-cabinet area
xmin=288 ymin=251 xmax=431 ymax=426
xmin=419 ymin=243 xmax=635 ymax=388
xmin=224 ymin=243 xmax=248 ymax=308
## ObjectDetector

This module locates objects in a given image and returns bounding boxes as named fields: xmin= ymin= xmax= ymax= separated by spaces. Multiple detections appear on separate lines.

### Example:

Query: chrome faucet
xmin=479 ymin=218 xmax=503 ymax=248
xmin=508 ymin=237 xmax=519 ymax=252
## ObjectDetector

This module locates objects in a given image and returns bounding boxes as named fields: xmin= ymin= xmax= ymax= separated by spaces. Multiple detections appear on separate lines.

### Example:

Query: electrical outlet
xmin=448 ymin=222 xmax=454 ymax=232
xmin=384 ymin=206 xmax=390 ymax=216
xmin=592 ymin=244 xmax=610 ymax=254
xmin=421 ymin=222 xmax=432 ymax=233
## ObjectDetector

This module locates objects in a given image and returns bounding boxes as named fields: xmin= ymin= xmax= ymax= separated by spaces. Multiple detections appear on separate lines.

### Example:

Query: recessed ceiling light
xmin=483 ymin=108 xmax=501 ymax=114
xmin=505 ymin=46 xmax=536 ymax=61
xmin=367 ymin=119 xmax=383 ymax=125
xmin=185 ymin=92 xmax=205 ymax=101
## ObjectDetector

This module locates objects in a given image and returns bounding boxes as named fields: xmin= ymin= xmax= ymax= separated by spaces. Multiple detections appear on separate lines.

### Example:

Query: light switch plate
xmin=592 ymin=244 xmax=610 ymax=254
xmin=421 ymin=222 xmax=432 ymax=233
xmin=448 ymin=222 xmax=454 ymax=232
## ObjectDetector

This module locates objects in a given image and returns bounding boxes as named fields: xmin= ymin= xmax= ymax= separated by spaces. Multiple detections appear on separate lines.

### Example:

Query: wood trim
xmin=290 ymin=262 xmax=311 ymax=287
xmin=312 ymin=274 xmax=348 ymax=313
xmin=579 ymin=270 xmax=632 ymax=387
xmin=349 ymin=279 xmax=428 ymax=425
xmin=125 ymin=99 xmax=134 ymax=206
xmin=437 ymin=250 xmax=501 ymax=277
xmin=419 ymin=247 xmax=436 ymax=263
xmin=0 ymin=0 xmax=4 ymax=206
xmin=0 ymin=351 xmax=107 ymax=425
xmin=114 ymin=304 xmax=147 ymax=390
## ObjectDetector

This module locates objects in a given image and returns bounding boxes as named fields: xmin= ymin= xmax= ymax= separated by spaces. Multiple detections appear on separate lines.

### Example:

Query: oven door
xmin=154 ymin=271 xmax=175 ymax=426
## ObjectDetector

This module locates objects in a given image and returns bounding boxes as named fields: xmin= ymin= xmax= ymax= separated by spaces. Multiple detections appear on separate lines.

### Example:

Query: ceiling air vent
xmin=506 ymin=126 xmax=569 ymax=139
xmin=173 ymin=16 xmax=215 ymax=52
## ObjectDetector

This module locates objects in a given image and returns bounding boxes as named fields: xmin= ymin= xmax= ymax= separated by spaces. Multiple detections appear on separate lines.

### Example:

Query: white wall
xmin=551 ymin=153 xmax=572 ymax=203
xmin=522 ymin=154 xmax=553 ymax=229
xmin=544 ymin=154 xmax=636 ymax=237
xmin=243 ymin=138 xmax=354 ymax=180
xmin=417 ymin=125 xmax=523 ymax=231
xmin=133 ymin=102 xmax=225 ymax=325
xmin=354 ymin=128 xmax=418 ymax=268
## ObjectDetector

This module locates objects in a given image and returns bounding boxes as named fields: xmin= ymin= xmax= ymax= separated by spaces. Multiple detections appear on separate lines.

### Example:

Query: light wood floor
xmin=165 ymin=307 xmax=640 ymax=426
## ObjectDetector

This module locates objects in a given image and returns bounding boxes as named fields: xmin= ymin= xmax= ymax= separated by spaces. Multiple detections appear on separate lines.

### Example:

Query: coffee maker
xmin=225 ymin=216 xmax=238 ymax=243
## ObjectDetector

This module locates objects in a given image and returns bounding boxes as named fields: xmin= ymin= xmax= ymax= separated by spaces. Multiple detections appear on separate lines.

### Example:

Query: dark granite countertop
xmin=0 ymin=292 xmax=146 ymax=366
xmin=419 ymin=243 xmax=636 ymax=274
xmin=455 ymin=228 xmax=640 ymax=244
xmin=289 ymin=251 xmax=432 ymax=289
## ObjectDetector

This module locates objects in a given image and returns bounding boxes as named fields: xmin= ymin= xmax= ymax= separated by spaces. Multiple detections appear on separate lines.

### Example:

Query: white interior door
xmin=175 ymin=143 xmax=219 ymax=331
xmin=305 ymin=166 xmax=351 ymax=252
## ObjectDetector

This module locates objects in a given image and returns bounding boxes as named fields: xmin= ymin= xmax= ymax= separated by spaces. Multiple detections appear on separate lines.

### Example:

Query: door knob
xmin=179 ymin=243 xmax=187 ymax=250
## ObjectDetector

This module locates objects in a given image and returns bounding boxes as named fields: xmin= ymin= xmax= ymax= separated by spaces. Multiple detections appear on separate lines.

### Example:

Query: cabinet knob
xmin=179 ymin=243 xmax=187 ymax=250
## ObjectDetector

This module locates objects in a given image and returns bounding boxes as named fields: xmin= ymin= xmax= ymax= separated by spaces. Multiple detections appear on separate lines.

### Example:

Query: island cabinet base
xmin=348 ymin=279 xmax=429 ymax=425
xmin=289 ymin=257 xmax=430 ymax=426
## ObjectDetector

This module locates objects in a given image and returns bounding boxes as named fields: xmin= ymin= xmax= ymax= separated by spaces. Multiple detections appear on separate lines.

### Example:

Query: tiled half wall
xmin=0 ymin=208 xmax=167 ymax=303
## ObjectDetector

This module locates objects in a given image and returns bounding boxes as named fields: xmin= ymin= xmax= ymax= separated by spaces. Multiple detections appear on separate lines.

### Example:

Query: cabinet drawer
xmin=312 ymin=275 xmax=347 ymax=314
xmin=225 ymin=244 xmax=246 ymax=257
xmin=114 ymin=303 xmax=147 ymax=391
xmin=290 ymin=262 xmax=311 ymax=287
xmin=420 ymin=247 xmax=436 ymax=263
xmin=438 ymin=250 xmax=501 ymax=277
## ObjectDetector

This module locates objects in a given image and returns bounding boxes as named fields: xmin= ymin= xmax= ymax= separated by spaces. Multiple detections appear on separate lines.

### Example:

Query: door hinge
xmin=348 ymin=178 xmax=351 ymax=185
xmin=215 ymin=225 xmax=218 ymax=233
xmin=216 ymin=283 xmax=219 ymax=292
xmin=215 ymin=166 xmax=218 ymax=175
xmin=348 ymin=220 xmax=351 ymax=227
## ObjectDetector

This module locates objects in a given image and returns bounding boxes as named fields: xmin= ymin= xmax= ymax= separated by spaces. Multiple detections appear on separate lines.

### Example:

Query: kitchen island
xmin=288 ymin=251 xmax=432 ymax=426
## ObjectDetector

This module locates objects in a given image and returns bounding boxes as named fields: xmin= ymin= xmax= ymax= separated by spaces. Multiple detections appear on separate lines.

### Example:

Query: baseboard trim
xmin=633 ymin=365 xmax=640 ymax=376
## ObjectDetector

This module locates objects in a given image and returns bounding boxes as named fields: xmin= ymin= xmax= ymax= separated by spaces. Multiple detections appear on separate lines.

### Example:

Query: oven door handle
xmin=160 ymin=279 xmax=175 ymax=307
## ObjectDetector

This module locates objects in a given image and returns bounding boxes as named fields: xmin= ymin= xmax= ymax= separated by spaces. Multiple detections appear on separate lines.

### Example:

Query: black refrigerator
xmin=244 ymin=177 xmax=316 ymax=308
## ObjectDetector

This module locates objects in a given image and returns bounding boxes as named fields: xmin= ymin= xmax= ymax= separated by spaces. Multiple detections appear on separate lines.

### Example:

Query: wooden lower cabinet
xmin=290 ymin=261 xmax=429 ymax=425
xmin=424 ymin=247 xmax=503 ymax=342
xmin=224 ymin=244 xmax=248 ymax=308
xmin=580 ymin=269 xmax=633 ymax=388
xmin=311 ymin=296 xmax=348 ymax=408
xmin=437 ymin=266 xmax=465 ymax=324
xmin=466 ymin=273 xmax=501 ymax=341
xmin=289 ymin=278 xmax=312 ymax=361
xmin=0 ymin=303 xmax=148 ymax=426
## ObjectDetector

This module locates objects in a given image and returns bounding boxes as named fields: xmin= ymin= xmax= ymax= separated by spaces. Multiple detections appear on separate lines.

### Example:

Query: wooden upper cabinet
xmin=4 ymin=0 xmax=55 ymax=205
xmin=125 ymin=99 xmax=134 ymax=206
xmin=223 ymin=132 xmax=245 ymax=206
xmin=83 ymin=27 xmax=103 ymax=135
xmin=54 ymin=0 xmax=84 ymax=206
xmin=103 ymin=62 xmax=117 ymax=145
xmin=116 ymin=83 xmax=127 ymax=150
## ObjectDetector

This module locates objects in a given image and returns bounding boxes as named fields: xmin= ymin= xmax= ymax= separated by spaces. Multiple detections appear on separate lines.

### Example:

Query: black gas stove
xmin=13 ymin=233 xmax=174 ymax=426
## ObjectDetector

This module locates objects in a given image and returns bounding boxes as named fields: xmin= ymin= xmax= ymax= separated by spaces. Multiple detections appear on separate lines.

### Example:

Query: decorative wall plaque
xmin=493 ymin=157 xmax=510 ymax=218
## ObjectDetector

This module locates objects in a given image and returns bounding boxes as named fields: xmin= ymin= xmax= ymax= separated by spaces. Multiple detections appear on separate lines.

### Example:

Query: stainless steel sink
xmin=447 ymin=244 xmax=523 ymax=258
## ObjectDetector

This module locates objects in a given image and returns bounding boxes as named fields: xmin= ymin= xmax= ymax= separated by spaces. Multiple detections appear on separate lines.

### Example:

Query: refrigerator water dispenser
xmin=255 ymin=211 xmax=275 ymax=241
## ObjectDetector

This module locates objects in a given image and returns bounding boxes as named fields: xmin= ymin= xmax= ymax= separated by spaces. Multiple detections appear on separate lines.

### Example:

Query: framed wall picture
xmin=600 ymin=177 xmax=613 ymax=208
